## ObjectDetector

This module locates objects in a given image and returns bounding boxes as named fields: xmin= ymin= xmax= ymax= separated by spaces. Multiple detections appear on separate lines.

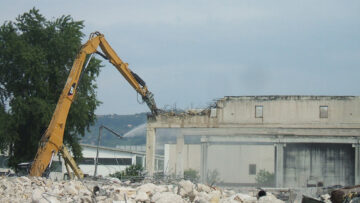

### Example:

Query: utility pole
xmin=94 ymin=125 xmax=123 ymax=177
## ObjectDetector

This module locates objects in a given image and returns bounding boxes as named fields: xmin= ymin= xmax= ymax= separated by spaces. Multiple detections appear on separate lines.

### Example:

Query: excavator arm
xmin=29 ymin=32 xmax=158 ymax=178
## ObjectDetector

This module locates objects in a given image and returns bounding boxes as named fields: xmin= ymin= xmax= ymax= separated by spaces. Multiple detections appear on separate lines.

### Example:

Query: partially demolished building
xmin=146 ymin=96 xmax=360 ymax=187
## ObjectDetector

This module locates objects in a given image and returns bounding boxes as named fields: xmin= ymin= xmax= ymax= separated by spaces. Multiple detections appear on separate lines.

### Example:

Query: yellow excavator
xmin=29 ymin=32 xmax=158 ymax=179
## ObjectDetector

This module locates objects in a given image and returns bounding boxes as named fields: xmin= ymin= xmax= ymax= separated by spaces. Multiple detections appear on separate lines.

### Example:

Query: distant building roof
xmin=221 ymin=95 xmax=358 ymax=101
xmin=80 ymin=144 xmax=164 ymax=158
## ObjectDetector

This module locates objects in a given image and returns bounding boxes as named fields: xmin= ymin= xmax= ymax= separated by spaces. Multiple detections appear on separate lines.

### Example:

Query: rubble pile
xmin=0 ymin=177 xmax=285 ymax=203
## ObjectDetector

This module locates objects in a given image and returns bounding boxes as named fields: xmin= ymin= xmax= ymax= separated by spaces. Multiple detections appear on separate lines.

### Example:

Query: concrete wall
xmin=217 ymin=96 xmax=360 ymax=126
xmin=164 ymin=144 xmax=201 ymax=176
xmin=165 ymin=143 xmax=274 ymax=185
xmin=284 ymin=143 xmax=355 ymax=187
xmin=207 ymin=144 xmax=274 ymax=185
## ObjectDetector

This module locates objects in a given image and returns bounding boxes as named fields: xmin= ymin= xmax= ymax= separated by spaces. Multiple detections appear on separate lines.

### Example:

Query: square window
xmin=249 ymin=164 xmax=256 ymax=175
xmin=255 ymin=106 xmax=263 ymax=118
xmin=320 ymin=106 xmax=328 ymax=118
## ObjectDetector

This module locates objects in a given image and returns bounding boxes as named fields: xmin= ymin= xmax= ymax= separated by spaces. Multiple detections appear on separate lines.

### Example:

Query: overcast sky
xmin=1 ymin=0 xmax=359 ymax=115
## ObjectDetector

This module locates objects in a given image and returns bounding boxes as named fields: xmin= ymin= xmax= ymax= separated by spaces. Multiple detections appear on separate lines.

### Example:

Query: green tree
xmin=207 ymin=169 xmax=221 ymax=186
xmin=110 ymin=164 xmax=144 ymax=181
xmin=184 ymin=168 xmax=200 ymax=183
xmin=255 ymin=169 xmax=275 ymax=187
xmin=0 ymin=8 xmax=102 ymax=168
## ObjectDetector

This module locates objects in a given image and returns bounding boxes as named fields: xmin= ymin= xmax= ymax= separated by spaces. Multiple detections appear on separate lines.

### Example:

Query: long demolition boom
xmin=29 ymin=32 xmax=158 ymax=178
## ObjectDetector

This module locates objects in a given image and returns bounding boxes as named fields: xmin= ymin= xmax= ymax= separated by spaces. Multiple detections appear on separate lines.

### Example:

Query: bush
xmin=184 ymin=168 xmax=199 ymax=183
xmin=109 ymin=164 xmax=143 ymax=182
xmin=255 ymin=169 xmax=275 ymax=187
xmin=207 ymin=169 xmax=220 ymax=186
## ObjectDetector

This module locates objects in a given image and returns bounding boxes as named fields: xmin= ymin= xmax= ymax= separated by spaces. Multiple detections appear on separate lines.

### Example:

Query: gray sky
xmin=1 ymin=0 xmax=359 ymax=115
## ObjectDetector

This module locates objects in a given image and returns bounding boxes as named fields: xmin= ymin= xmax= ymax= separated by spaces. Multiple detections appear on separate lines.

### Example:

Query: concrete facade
xmin=284 ymin=143 xmax=354 ymax=187
xmin=164 ymin=144 xmax=274 ymax=185
xmin=164 ymin=144 xmax=201 ymax=177
xmin=146 ymin=96 xmax=360 ymax=187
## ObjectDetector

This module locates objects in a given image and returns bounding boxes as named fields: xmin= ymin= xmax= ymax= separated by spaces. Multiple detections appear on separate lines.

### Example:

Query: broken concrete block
xmin=95 ymin=195 xmax=107 ymax=201
xmin=107 ymin=177 xmax=121 ymax=184
xmin=64 ymin=184 xmax=78 ymax=195
xmin=179 ymin=180 xmax=194 ymax=194
xmin=220 ymin=193 xmax=257 ymax=203
xmin=258 ymin=193 xmax=284 ymax=203
xmin=137 ymin=183 xmax=158 ymax=195
xmin=135 ymin=191 xmax=149 ymax=202
xmin=156 ymin=185 xmax=168 ymax=193
xmin=32 ymin=188 xmax=44 ymax=203
xmin=197 ymin=183 xmax=212 ymax=193
xmin=209 ymin=190 xmax=221 ymax=203
xmin=18 ymin=176 xmax=31 ymax=185
xmin=152 ymin=192 xmax=185 ymax=203
xmin=38 ymin=198 xmax=49 ymax=203
xmin=79 ymin=188 xmax=92 ymax=196
xmin=80 ymin=196 xmax=92 ymax=203
xmin=321 ymin=194 xmax=331 ymax=203
xmin=113 ymin=193 xmax=124 ymax=201
xmin=194 ymin=191 xmax=211 ymax=202
xmin=151 ymin=192 xmax=166 ymax=202
xmin=43 ymin=196 xmax=61 ymax=203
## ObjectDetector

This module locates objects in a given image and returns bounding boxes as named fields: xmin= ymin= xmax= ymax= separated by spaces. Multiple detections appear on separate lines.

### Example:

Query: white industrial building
xmin=78 ymin=144 xmax=143 ymax=177
xmin=48 ymin=144 xmax=163 ymax=179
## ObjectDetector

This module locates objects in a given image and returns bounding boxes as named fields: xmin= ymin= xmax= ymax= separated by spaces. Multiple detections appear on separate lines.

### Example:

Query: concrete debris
xmin=178 ymin=180 xmax=195 ymax=197
xmin=330 ymin=185 xmax=360 ymax=203
xmin=220 ymin=193 xmax=257 ymax=203
xmin=31 ymin=188 xmax=44 ymax=203
xmin=152 ymin=192 xmax=185 ymax=203
xmin=320 ymin=194 xmax=331 ymax=203
xmin=64 ymin=182 xmax=78 ymax=195
xmin=135 ymin=191 xmax=149 ymax=202
xmin=0 ymin=176 xmax=286 ymax=203
xmin=301 ymin=195 xmax=324 ymax=203
xmin=197 ymin=183 xmax=212 ymax=193
xmin=258 ymin=193 xmax=284 ymax=203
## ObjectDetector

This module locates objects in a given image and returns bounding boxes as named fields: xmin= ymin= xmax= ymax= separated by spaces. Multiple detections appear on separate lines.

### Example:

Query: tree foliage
xmin=0 ymin=8 xmax=102 ymax=168
xmin=109 ymin=164 xmax=144 ymax=181
xmin=255 ymin=169 xmax=275 ymax=187
xmin=207 ymin=169 xmax=221 ymax=186
xmin=184 ymin=168 xmax=200 ymax=183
